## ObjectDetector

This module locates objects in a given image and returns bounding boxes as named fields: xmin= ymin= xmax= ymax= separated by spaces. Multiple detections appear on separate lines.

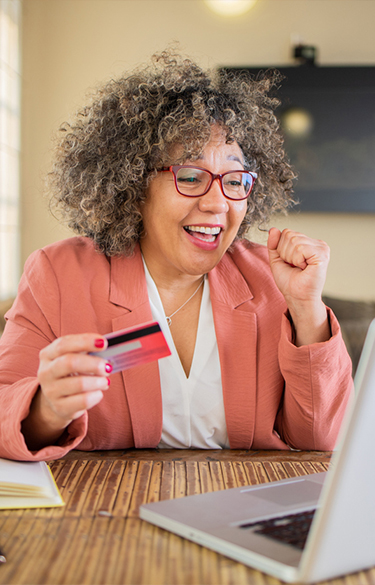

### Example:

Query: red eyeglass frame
xmin=160 ymin=165 xmax=258 ymax=201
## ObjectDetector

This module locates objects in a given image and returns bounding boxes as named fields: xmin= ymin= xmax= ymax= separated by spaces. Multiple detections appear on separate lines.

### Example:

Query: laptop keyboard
xmin=240 ymin=509 xmax=316 ymax=550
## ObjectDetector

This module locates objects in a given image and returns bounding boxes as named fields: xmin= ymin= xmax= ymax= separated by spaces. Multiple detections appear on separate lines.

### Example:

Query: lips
xmin=183 ymin=225 xmax=222 ymax=243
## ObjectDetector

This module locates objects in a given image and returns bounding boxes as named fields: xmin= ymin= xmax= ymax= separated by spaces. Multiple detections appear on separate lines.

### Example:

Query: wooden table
xmin=0 ymin=449 xmax=373 ymax=585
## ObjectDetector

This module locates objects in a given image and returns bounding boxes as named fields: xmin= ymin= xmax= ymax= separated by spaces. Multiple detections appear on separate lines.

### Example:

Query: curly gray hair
xmin=49 ymin=49 xmax=296 ymax=256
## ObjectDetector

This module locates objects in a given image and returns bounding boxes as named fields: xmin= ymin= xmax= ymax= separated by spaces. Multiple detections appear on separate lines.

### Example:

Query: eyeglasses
xmin=161 ymin=165 xmax=258 ymax=201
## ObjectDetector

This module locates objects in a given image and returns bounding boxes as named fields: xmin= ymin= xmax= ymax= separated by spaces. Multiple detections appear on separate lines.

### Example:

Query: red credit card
xmin=91 ymin=321 xmax=171 ymax=373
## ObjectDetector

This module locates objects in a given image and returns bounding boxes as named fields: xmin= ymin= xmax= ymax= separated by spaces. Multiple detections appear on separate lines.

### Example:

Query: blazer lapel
xmin=109 ymin=245 xmax=257 ymax=449
xmin=209 ymin=253 xmax=257 ymax=449
xmin=110 ymin=246 xmax=163 ymax=448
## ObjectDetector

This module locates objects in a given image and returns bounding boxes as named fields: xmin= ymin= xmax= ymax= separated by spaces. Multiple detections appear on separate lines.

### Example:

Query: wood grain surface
xmin=0 ymin=450 xmax=373 ymax=585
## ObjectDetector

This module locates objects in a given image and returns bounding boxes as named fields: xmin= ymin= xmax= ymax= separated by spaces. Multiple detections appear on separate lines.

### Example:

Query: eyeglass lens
xmin=175 ymin=167 xmax=254 ymax=200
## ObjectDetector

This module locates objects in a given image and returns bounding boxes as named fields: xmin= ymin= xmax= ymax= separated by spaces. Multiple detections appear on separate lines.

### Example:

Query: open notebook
xmin=0 ymin=459 xmax=64 ymax=509
xmin=141 ymin=320 xmax=375 ymax=583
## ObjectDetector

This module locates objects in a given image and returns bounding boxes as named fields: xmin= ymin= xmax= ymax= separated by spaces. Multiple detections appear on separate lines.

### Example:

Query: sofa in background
xmin=323 ymin=296 xmax=375 ymax=375
xmin=0 ymin=298 xmax=14 ymax=337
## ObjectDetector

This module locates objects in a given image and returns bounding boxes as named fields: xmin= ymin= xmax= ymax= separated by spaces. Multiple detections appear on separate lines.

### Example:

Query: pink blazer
xmin=0 ymin=237 xmax=353 ymax=461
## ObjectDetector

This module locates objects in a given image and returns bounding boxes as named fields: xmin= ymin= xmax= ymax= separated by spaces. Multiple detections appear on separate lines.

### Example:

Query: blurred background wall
xmin=21 ymin=0 xmax=375 ymax=300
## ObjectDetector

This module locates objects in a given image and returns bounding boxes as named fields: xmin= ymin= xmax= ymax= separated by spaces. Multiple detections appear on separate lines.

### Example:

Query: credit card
xmin=91 ymin=321 xmax=171 ymax=373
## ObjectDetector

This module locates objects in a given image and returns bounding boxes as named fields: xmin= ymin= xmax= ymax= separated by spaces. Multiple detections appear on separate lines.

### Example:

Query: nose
xmin=198 ymin=177 xmax=229 ymax=214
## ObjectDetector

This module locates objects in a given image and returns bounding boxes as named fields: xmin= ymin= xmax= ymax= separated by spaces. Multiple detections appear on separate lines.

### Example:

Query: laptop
xmin=140 ymin=320 xmax=375 ymax=583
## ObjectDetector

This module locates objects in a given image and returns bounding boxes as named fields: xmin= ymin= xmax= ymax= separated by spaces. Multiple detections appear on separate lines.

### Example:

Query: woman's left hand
xmin=267 ymin=227 xmax=331 ymax=346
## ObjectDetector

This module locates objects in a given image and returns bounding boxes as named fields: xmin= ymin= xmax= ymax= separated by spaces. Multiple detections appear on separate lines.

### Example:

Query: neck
xmin=142 ymin=254 xmax=205 ymax=325
xmin=142 ymin=254 xmax=205 ymax=295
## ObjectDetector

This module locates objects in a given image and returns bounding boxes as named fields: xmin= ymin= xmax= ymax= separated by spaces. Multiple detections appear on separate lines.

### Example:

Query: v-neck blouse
xmin=143 ymin=262 xmax=230 ymax=449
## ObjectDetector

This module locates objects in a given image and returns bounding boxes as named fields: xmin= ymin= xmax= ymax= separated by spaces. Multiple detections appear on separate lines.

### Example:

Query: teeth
xmin=186 ymin=226 xmax=221 ymax=235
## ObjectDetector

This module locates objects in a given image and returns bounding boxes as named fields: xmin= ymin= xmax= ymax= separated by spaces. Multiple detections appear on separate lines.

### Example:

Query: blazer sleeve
xmin=0 ymin=249 xmax=88 ymax=461
xmin=275 ymin=307 xmax=354 ymax=450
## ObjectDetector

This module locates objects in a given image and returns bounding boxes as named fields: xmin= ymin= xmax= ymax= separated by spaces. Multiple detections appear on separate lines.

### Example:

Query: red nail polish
xmin=107 ymin=378 xmax=111 ymax=386
xmin=105 ymin=363 xmax=113 ymax=373
xmin=94 ymin=339 xmax=105 ymax=348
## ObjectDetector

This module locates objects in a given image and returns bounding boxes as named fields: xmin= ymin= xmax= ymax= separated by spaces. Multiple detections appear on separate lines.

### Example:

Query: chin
xmin=183 ymin=252 xmax=226 ymax=276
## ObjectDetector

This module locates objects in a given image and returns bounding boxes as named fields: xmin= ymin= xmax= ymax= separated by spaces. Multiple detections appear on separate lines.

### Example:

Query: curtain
xmin=0 ymin=0 xmax=21 ymax=301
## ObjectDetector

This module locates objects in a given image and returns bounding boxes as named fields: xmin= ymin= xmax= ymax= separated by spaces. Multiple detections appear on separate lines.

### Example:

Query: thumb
xmin=267 ymin=227 xmax=281 ymax=253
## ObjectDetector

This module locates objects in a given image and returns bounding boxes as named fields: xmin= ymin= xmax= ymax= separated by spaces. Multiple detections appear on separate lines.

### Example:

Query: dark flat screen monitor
xmin=223 ymin=66 xmax=375 ymax=213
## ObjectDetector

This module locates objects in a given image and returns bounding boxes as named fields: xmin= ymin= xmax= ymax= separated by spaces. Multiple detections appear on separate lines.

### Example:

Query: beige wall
xmin=21 ymin=0 xmax=375 ymax=300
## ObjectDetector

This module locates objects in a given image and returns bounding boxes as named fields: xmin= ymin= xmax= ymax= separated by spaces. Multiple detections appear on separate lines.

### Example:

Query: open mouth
xmin=183 ymin=225 xmax=222 ymax=243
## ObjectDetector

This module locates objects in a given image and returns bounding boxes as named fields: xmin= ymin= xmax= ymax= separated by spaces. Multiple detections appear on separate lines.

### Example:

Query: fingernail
xmin=94 ymin=339 xmax=105 ymax=348
xmin=107 ymin=378 xmax=111 ymax=387
xmin=105 ymin=363 xmax=113 ymax=374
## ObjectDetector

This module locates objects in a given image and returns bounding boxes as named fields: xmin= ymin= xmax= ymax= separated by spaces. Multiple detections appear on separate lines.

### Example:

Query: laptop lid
xmin=299 ymin=319 xmax=375 ymax=582
xmin=140 ymin=320 xmax=375 ymax=583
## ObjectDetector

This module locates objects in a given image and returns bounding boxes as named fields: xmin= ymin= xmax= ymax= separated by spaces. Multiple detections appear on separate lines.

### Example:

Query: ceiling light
xmin=204 ymin=0 xmax=257 ymax=17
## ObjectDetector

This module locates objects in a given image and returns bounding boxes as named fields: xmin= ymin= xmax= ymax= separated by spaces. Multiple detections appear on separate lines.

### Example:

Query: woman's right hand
xmin=22 ymin=334 xmax=111 ymax=450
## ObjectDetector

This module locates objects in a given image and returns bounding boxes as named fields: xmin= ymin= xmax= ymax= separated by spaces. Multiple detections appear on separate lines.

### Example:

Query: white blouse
xmin=143 ymin=261 xmax=229 ymax=449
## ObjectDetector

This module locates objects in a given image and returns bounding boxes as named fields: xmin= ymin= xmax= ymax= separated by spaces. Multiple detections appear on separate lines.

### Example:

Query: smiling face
xmin=140 ymin=126 xmax=248 ymax=282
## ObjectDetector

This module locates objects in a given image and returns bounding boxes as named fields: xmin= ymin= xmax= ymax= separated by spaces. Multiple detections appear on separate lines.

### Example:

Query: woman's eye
xmin=177 ymin=175 xmax=202 ymax=184
xmin=179 ymin=176 xmax=199 ymax=183
xmin=224 ymin=179 xmax=242 ymax=188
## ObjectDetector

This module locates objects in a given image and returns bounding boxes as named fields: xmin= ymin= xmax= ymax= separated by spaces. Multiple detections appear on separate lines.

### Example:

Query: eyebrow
xmin=198 ymin=154 xmax=244 ymax=165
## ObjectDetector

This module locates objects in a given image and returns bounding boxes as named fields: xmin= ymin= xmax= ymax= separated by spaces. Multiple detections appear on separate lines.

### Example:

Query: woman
xmin=0 ymin=51 xmax=352 ymax=460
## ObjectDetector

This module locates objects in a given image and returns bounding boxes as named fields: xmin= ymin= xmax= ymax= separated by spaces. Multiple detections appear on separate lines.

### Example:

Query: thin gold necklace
xmin=166 ymin=277 xmax=204 ymax=327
